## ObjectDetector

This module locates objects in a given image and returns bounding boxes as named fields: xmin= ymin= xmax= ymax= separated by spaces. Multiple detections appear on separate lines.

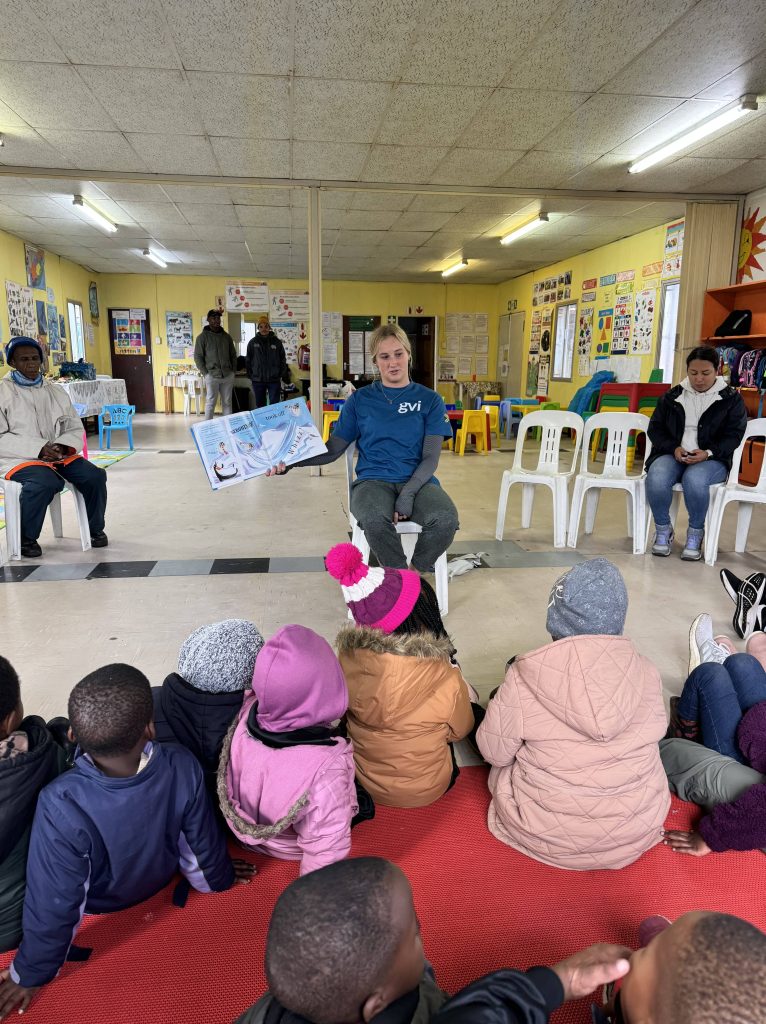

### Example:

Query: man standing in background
xmin=246 ymin=316 xmax=288 ymax=408
xmin=194 ymin=310 xmax=237 ymax=420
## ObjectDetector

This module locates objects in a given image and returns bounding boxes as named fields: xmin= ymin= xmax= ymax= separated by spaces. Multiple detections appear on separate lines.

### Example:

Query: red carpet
xmin=2 ymin=766 xmax=764 ymax=1024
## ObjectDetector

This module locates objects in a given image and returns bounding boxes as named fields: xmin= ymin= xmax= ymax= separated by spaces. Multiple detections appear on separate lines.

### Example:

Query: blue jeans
xmin=677 ymin=654 xmax=766 ymax=762
xmin=645 ymin=454 xmax=727 ymax=529
xmin=252 ymin=381 xmax=281 ymax=408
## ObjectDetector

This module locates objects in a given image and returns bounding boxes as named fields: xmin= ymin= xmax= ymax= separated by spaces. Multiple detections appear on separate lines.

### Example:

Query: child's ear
xmin=361 ymin=993 xmax=387 ymax=1023
xmin=146 ymin=720 xmax=156 ymax=741
xmin=67 ymin=726 xmax=76 ymax=743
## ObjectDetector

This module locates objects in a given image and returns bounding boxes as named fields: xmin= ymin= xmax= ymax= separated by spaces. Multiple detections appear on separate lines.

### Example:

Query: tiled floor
xmin=4 ymin=412 xmax=765 ymax=721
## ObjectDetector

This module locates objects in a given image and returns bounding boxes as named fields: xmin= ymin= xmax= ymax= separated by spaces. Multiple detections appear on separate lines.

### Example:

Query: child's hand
xmin=0 ymin=971 xmax=40 ymax=1018
xmin=551 ymin=943 xmax=632 ymax=1001
xmin=232 ymin=858 xmax=257 ymax=884
xmin=265 ymin=463 xmax=287 ymax=476
xmin=663 ymin=829 xmax=711 ymax=856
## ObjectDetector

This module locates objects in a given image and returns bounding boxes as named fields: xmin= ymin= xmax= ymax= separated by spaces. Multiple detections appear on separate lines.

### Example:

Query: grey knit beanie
xmin=545 ymin=558 xmax=628 ymax=639
xmin=178 ymin=619 xmax=265 ymax=693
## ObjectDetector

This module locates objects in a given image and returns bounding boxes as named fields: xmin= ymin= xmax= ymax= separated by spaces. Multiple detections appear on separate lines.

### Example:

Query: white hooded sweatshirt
xmin=676 ymin=374 xmax=726 ymax=453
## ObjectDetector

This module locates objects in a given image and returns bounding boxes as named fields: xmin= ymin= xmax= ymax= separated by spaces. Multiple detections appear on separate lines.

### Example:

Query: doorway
xmin=496 ymin=312 xmax=525 ymax=397
xmin=108 ymin=308 xmax=155 ymax=412
xmin=398 ymin=316 xmax=436 ymax=390
xmin=67 ymin=300 xmax=85 ymax=361
xmin=656 ymin=281 xmax=680 ymax=383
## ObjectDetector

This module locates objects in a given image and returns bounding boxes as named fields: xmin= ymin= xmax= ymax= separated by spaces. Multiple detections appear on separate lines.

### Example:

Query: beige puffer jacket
xmin=477 ymin=634 xmax=670 ymax=870
xmin=0 ymin=376 xmax=83 ymax=478
xmin=336 ymin=625 xmax=475 ymax=808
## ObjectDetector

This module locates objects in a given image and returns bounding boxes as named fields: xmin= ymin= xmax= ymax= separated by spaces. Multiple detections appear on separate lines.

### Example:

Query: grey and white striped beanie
xmin=178 ymin=619 xmax=265 ymax=693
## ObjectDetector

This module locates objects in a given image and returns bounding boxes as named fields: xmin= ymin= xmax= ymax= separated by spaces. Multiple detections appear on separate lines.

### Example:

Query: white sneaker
xmin=688 ymin=613 xmax=730 ymax=674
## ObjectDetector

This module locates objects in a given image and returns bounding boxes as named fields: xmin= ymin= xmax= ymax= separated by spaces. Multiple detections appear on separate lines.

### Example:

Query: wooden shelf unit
xmin=700 ymin=279 xmax=766 ymax=345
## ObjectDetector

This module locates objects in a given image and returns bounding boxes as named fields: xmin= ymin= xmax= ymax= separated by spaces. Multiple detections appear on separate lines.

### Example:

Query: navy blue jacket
xmin=10 ymin=742 xmax=234 ymax=988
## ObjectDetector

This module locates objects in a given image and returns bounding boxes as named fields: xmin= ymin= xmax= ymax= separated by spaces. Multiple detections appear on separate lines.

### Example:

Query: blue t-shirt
xmin=334 ymin=381 xmax=453 ymax=484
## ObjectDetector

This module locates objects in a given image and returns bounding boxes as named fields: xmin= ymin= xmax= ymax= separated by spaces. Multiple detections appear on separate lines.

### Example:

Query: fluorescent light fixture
xmin=143 ymin=248 xmax=167 ymax=269
xmin=72 ymin=194 xmax=117 ymax=234
xmin=500 ymin=213 xmax=549 ymax=246
xmin=442 ymin=258 xmax=468 ymax=277
xmin=629 ymin=95 xmax=759 ymax=174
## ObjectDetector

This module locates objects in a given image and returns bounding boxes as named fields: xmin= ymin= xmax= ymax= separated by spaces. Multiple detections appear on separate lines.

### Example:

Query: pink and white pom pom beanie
xmin=325 ymin=542 xmax=421 ymax=634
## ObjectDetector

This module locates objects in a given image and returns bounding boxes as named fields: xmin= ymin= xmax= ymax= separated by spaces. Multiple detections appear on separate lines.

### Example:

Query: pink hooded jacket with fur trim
xmin=477 ymin=634 xmax=670 ymax=870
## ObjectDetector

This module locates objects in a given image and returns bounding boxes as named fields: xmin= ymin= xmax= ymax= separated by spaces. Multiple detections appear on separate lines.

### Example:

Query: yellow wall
xmin=0 ymin=226 xmax=108 ymax=371
xmin=496 ymin=221 xmax=676 ymax=407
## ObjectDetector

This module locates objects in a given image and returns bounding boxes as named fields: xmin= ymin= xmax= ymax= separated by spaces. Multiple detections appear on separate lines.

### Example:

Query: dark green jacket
xmin=194 ymin=328 xmax=237 ymax=379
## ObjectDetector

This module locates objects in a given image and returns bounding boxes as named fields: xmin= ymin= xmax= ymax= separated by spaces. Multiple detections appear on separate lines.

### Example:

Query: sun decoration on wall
xmin=737 ymin=206 xmax=766 ymax=283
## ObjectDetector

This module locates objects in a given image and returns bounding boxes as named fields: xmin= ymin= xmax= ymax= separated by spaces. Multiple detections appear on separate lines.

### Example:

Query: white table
xmin=57 ymin=379 xmax=128 ymax=417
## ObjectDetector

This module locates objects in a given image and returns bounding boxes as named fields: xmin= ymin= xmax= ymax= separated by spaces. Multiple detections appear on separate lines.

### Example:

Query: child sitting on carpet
xmin=153 ymin=619 xmax=265 ymax=806
xmin=325 ymin=543 xmax=480 ymax=808
xmin=478 ymin=559 xmax=669 ymax=870
xmin=661 ymin=612 xmax=766 ymax=857
xmin=597 ymin=911 xmax=766 ymax=1023
xmin=0 ymin=656 xmax=70 ymax=954
xmin=0 ymin=663 xmax=254 ymax=1018
xmin=218 ymin=625 xmax=359 ymax=875
xmin=234 ymin=856 xmax=632 ymax=1024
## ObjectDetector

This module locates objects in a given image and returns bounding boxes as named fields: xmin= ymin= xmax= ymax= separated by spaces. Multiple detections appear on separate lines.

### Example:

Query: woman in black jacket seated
xmin=646 ymin=345 xmax=747 ymax=561
xmin=152 ymin=620 xmax=264 ymax=808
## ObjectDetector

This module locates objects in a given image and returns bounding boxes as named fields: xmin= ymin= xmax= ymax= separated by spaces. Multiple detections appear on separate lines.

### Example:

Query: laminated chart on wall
xmin=112 ymin=310 xmax=146 ymax=355
xmin=6 ymin=280 xmax=37 ymax=338
xmin=529 ymin=310 xmax=542 ymax=353
xmin=47 ymin=304 xmax=60 ymax=352
xmin=537 ymin=353 xmax=550 ymax=396
xmin=272 ymin=290 xmax=310 ymax=322
xmin=526 ymin=353 xmax=539 ymax=396
xmin=191 ymin=398 xmax=326 ymax=491
xmin=321 ymin=311 xmax=342 ymax=364
xmin=540 ymin=307 xmax=553 ymax=356
xmin=578 ymin=308 xmax=593 ymax=377
xmin=36 ymin=299 xmax=48 ymax=337
xmin=662 ymin=221 xmax=684 ymax=279
xmin=595 ymin=308 xmax=613 ymax=358
xmin=225 ymin=280 xmax=269 ymax=313
xmin=166 ymin=311 xmax=194 ymax=359
xmin=631 ymin=289 xmax=656 ymax=355
xmin=271 ymin=321 xmax=307 ymax=363
xmin=612 ymin=293 xmax=633 ymax=355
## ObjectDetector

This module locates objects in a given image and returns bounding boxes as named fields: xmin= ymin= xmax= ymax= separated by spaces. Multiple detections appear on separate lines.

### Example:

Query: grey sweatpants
xmin=660 ymin=737 xmax=765 ymax=809
xmin=204 ymin=373 xmax=234 ymax=420
xmin=350 ymin=479 xmax=459 ymax=573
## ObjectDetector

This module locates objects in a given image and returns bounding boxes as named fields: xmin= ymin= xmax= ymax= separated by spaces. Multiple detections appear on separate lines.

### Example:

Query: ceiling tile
xmin=609 ymin=99 xmax=730 ymax=158
xmin=0 ymin=195 xmax=71 ymax=218
xmin=407 ymin=194 xmax=467 ymax=213
xmin=76 ymin=67 xmax=202 ymax=133
xmin=697 ymin=53 xmax=766 ymax=102
xmin=349 ymin=192 xmax=412 ymax=211
xmin=36 ymin=0 xmax=180 ymax=67
xmin=97 ymin=183 xmax=170 ymax=202
xmin=0 ymin=177 xmax=45 ymax=195
xmin=377 ymin=85 xmax=492 ymax=146
xmin=361 ymin=146 xmax=448 ymax=184
xmin=440 ymin=211 xmax=503 ymax=234
xmin=292 ymin=142 xmax=370 ymax=180
xmin=463 ymin=89 xmax=590 ymax=150
xmin=293 ymin=80 xmax=392 ymax=144
xmin=391 ymin=211 xmax=454 ymax=232
xmin=462 ymin=197 xmax=536 ymax=215
xmin=228 ymin=187 xmax=292 ymax=206
xmin=168 ymin=0 xmax=291 ymax=74
xmin=236 ymin=205 xmax=292 ymax=227
xmin=542 ymin=94 xmax=682 ymax=152
xmin=193 ymin=224 xmax=246 ymax=241
xmin=604 ymin=0 xmax=766 ymax=98
xmin=405 ymin=0 xmax=560 ymax=86
xmin=242 ymin=227 xmax=291 ymax=244
xmin=118 ymin=202 xmax=187 ymax=223
xmin=431 ymin=148 xmax=525 ymax=185
xmin=36 ymin=130 xmax=147 ymax=171
xmin=683 ymin=111 xmax=766 ymax=161
xmin=187 ymin=73 xmax=290 ymax=138
xmin=177 ymin=202 xmax=239 ymax=226
xmin=290 ymin=205 xmax=345 ymax=229
xmin=368 ymin=230 xmax=432 ymax=246
xmin=0 ymin=3 xmax=66 ymax=61
xmin=317 ymin=190 xmax=354 ymax=210
xmin=699 ymin=159 xmax=766 ymax=193
xmin=633 ymin=156 xmax=748 ymax=191
xmin=342 ymin=210 xmax=401 ymax=230
xmin=0 ymin=127 xmax=75 ymax=168
xmin=493 ymin=150 xmax=601 ymax=188
xmin=210 ymin=138 xmax=290 ymax=177
xmin=158 ymin=185 xmax=229 ymax=205
xmin=147 ymin=225 xmax=202 ymax=242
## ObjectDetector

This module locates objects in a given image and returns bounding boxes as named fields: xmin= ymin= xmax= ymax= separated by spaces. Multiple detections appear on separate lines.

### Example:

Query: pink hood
xmin=218 ymin=625 xmax=356 ymax=875
xmin=477 ymin=634 xmax=670 ymax=870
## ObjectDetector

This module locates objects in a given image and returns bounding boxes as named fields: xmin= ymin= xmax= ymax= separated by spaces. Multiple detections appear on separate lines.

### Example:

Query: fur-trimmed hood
xmin=335 ymin=624 xmax=454 ymax=662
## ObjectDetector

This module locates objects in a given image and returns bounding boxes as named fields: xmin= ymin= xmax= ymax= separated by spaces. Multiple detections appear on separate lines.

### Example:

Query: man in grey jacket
xmin=194 ymin=310 xmax=237 ymax=420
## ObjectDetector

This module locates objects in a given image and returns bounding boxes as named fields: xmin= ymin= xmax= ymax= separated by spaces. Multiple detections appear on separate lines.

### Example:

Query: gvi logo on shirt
xmin=398 ymin=401 xmax=422 ymax=414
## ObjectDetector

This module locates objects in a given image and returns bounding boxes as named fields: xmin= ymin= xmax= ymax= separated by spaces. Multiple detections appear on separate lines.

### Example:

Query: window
xmin=657 ymin=281 xmax=680 ymax=383
xmin=67 ymin=300 xmax=85 ymax=361
xmin=552 ymin=302 xmax=577 ymax=380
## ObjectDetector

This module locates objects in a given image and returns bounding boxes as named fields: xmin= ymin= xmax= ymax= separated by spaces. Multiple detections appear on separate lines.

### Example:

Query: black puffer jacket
xmin=646 ymin=383 xmax=748 ymax=470
xmin=246 ymin=332 xmax=288 ymax=383
xmin=0 ymin=716 xmax=68 ymax=952
xmin=152 ymin=674 xmax=244 ymax=806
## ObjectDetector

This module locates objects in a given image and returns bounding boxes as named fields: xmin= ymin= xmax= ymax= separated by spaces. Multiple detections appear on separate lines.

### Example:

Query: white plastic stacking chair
xmin=644 ymin=480 xmax=724 ymax=552
xmin=0 ymin=478 xmax=91 ymax=563
xmin=183 ymin=378 xmax=202 ymax=416
xmin=495 ymin=410 xmax=584 ymax=548
xmin=705 ymin=418 xmax=766 ymax=566
xmin=345 ymin=443 xmax=449 ymax=615
xmin=567 ymin=412 xmax=650 ymax=555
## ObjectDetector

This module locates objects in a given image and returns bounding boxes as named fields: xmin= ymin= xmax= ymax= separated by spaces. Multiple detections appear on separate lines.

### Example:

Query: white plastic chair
xmin=183 ymin=378 xmax=202 ymax=415
xmin=0 ymin=478 xmax=91 ymax=563
xmin=345 ymin=443 xmax=449 ymax=616
xmin=644 ymin=480 xmax=724 ymax=551
xmin=705 ymin=418 xmax=766 ymax=566
xmin=495 ymin=410 xmax=584 ymax=548
xmin=567 ymin=412 xmax=650 ymax=555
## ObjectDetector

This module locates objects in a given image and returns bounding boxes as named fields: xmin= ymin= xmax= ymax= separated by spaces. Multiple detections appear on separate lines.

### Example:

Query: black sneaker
xmin=720 ymin=568 xmax=742 ymax=603
xmin=730 ymin=571 xmax=766 ymax=639
xmin=20 ymin=537 xmax=42 ymax=558
xmin=90 ymin=531 xmax=109 ymax=548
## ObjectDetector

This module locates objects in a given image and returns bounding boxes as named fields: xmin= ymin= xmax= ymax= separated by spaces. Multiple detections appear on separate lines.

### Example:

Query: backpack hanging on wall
xmin=715 ymin=310 xmax=752 ymax=337
xmin=737 ymin=349 xmax=762 ymax=388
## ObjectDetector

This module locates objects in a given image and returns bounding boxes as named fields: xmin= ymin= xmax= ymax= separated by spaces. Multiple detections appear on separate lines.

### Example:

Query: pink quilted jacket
xmin=477 ymin=634 xmax=670 ymax=870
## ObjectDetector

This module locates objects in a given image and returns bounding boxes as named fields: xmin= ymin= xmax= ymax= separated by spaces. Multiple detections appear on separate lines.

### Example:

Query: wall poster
xmin=578 ymin=307 xmax=593 ymax=377
xmin=226 ymin=280 xmax=269 ymax=312
xmin=166 ymin=310 xmax=194 ymax=359
xmin=596 ymin=307 xmax=613 ymax=357
xmin=631 ymin=289 xmax=656 ymax=355
xmin=612 ymin=293 xmax=633 ymax=355
xmin=25 ymin=244 xmax=46 ymax=289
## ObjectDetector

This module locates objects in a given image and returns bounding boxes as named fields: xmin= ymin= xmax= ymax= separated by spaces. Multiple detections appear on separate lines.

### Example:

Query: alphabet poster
xmin=612 ymin=293 xmax=633 ymax=355
xmin=631 ymin=288 xmax=656 ymax=355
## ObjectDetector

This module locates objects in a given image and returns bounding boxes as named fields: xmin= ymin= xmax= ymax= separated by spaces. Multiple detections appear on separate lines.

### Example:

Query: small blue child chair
xmin=98 ymin=404 xmax=135 ymax=450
